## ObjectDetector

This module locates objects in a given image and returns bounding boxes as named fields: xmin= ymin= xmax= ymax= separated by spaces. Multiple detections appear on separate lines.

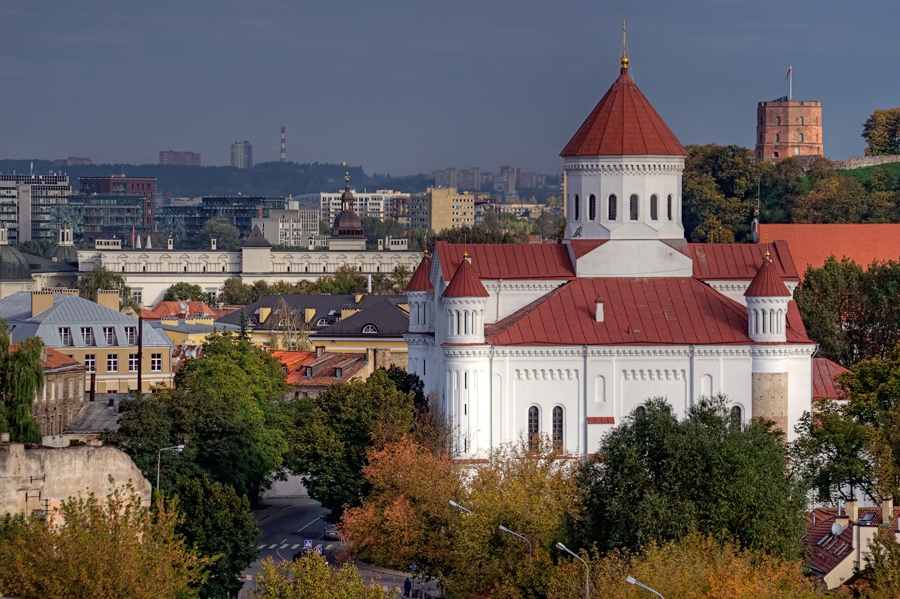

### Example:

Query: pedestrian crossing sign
xmin=303 ymin=540 xmax=312 ymax=549
xmin=314 ymin=545 xmax=323 ymax=555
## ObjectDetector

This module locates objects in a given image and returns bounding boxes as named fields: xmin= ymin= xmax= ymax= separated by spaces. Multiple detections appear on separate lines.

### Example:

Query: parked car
xmin=324 ymin=524 xmax=340 ymax=540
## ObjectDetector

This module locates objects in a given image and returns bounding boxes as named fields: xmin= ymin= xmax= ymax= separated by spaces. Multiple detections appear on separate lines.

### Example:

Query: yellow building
xmin=428 ymin=187 xmax=475 ymax=232
xmin=0 ymin=290 xmax=174 ymax=394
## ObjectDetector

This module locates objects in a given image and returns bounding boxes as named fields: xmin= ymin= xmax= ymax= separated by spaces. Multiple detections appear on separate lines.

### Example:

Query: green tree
xmin=219 ymin=277 xmax=254 ymax=305
xmin=0 ymin=325 xmax=44 ymax=443
xmin=104 ymin=333 xmax=289 ymax=502
xmin=282 ymin=369 xmax=414 ymax=518
xmin=199 ymin=217 xmax=241 ymax=251
xmin=0 ymin=489 xmax=206 ymax=599
xmin=252 ymin=554 xmax=395 ymax=599
xmin=577 ymin=396 xmax=807 ymax=559
xmin=309 ymin=264 xmax=367 ymax=295
xmin=16 ymin=238 xmax=54 ymax=257
xmin=164 ymin=282 xmax=208 ymax=302
xmin=172 ymin=477 xmax=260 ymax=599
xmin=860 ymin=527 xmax=900 ymax=598
xmin=77 ymin=265 xmax=140 ymax=311
xmin=862 ymin=108 xmax=900 ymax=156
xmin=790 ymin=400 xmax=875 ymax=503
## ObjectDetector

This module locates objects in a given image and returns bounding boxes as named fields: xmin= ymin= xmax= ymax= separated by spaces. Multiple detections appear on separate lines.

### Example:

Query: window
xmin=629 ymin=194 xmax=639 ymax=220
xmin=799 ymin=133 xmax=804 ymax=142
xmin=608 ymin=194 xmax=617 ymax=220
xmin=588 ymin=195 xmax=596 ymax=221
xmin=81 ymin=327 xmax=95 ymax=346
xmin=635 ymin=406 xmax=646 ymax=416
xmin=107 ymin=354 xmax=118 ymax=373
xmin=527 ymin=406 xmax=539 ymax=453
xmin=103 ymin=327 xmax=116 ymax=345
xmin=776 ymin=116 xmax=781 ymax=126
xmin=316 ymin=318 xmax=329 ymax=327
xmin=362 ymin=324 xmax=378 ymax=334
xmin=125 ymin=326 xmax=137 ymax=344
xmin=59 ymin=327 xmax=72 ymax=346
xmin=129 ymin=353 xmax=139 ymax=372
xmin=730 ymin=405 xmax=742 ymax=426
xmin=667 ymin=194 xmax=673 ymax=220
xmin=84 ymin=354 xmax=96 ymax=372
xmin=650 ymin=194 xmax=658 ymax=221
xmin=574 ymin=194 xmax=580 ymax=221
xmin=552 ymin=406 xmax=563 ymax=452
xmin=306 ymin=367 xmax=312 ymax=377
xmin=335 ymin=367 xmax=343 ymax=378
xmin=775 ymin=133 xmax=780 ymax=142
xmin=151 ymin=353 xmax=162 ymax=372
xmin=799 ymin=116 xmax=804 ymax=125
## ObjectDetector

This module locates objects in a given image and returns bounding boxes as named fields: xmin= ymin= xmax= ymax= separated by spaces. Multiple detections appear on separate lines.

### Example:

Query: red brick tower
xmin=755 ymin=97 xmax=823 ymax=163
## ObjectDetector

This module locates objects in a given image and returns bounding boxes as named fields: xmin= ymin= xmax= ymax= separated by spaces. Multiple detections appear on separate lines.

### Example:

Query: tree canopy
xmin=164 ymin=282 xmax=208 ymax=302
xmin=576 ymin=396 xmax=807 ymax=560
xmin=253 ymin=554 xmax=395 ymax=599
xmin=863 ymin=108 xmax=900 ymax=156
xmin=0 ymin=322 xmax=44 ymax=443
xmin=199 ymin=217 xmax=241 ymax=251
xmin=77 ymin=265 xmax=140 ymax=311
xmin=16 ymin=238 xmax=54 ymax=258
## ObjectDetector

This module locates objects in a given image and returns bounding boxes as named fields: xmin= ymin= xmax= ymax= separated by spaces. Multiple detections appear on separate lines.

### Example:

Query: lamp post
xmin=556 ymin=542 xmax=589 ymax=599
xmin=499 ymin=525 xmax=532 ymax=557
xmin=448 ymin=500 xmax=472 ymax=514
xmin=156 ymin=444 xmax=185 ymax=490
xmin=626 ymin=576 xmax=664 ymax=599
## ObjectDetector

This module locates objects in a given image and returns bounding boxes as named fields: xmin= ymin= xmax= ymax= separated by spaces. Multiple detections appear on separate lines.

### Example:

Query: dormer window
xmin=316 ymin=318 xmax=329 ymax=327
xmin=306 ymin=367 xmax=312 ymax=377
xmin=335 ymin=367 xmax=343 ymax=378
xmin=362 ymin=324 xmax=378 ymax=334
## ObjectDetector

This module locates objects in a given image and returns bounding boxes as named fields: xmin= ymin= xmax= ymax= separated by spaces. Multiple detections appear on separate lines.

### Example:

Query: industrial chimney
xmin=280 ymin=126 xmax=286 ymax=162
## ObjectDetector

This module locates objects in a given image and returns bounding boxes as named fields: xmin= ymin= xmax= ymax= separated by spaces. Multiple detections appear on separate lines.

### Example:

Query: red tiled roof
xmin=813 ymin=357 xmax=849 ymax=401
xmin=485 ymin=277 xmax=812 ymax=346
xmin=444 ymin=258 xmax=489 ymax=298
xmin=143 ymin=300 xmax=216 ymax=320
xmin=436 ymin=241 xmax=576 ymax=282
xmin=806 ymin=506 xmax=900 ymax=575
xmin=405 ymin=256 xmax=433 ymax=292
xmin=688 ymin=241 xmax=799 ymax=281
xmin=288 ymin=352 xmax=368 ymax=387
xmin=42 ymin=347 xmax=83 ymax=370
xmin=271 ymin=350 xmax=316 ymax=375
xmin=560 ymin=67 xmax=687 ymax=157
xmin=759 ymin=224 xmax=900 ymax=277
xmin=745 ymin=258 xmax=791 ymax=297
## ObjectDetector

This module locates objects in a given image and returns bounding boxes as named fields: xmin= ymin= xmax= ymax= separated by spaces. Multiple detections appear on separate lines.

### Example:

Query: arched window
xmin=667 ymin=194 xmax=673 ymax=220
xmin=799 ymin=133 xmax=804 ymax=142
xmin=528 ymin=406 xmax=539 ymax=453
xmin=574 ymin=195 xmax=580 ymax=221
xmin=608 ymin=194 xmax=617 ymax=220
xmin=775 ymin=133 xmax=780 ymax=142
xmin=629 ymin=194 xmax=639 ymax=220
xmin=316 ymin=318 xmax=329 ymax=327
xmin=650 ymin=194 xmax=658 ymax=221
xmin=552 ymin=406 xmax=563 ymax=452
xmin=730 ymin=405 xmax=742 ymax=426
xmin=588 ymin=195 xmax=597 ymax=221
xmin=776 ymin=116 xmax=781 ymax=126
xmin=799 ymin=116 xmax=804 ymax=125
xmin=634 ymin=406 xmax=647 ymax=417
xmin=362 ymin=324 xmax=378 ymax=334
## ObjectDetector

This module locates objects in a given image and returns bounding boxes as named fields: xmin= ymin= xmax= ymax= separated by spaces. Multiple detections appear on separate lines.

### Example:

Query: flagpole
xmin=789 ymin=65 xmax=792 ymax=101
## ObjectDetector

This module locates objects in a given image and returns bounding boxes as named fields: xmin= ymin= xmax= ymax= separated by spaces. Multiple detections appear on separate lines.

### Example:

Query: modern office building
xmin=159 ymin=150 xmax=201 ymax=166
xmin=296 ymin=189 xmax=406 ymax=224
xmin=231 ymin=141 xmax=253 ymax=169
xmin=0 ymin=174 xmax=72 ymax=243
xmin=155 ymin=195 xmax=286 ymax=241
xmin=252 ymin=209 xmax=321 ymax=247
xmin=52 ymin=157 xmax=92 ymax=167
xmin=55 ymin=194 xmax=150 ymax=244
xmin=79 ymin=175 xmax=156 ymax=230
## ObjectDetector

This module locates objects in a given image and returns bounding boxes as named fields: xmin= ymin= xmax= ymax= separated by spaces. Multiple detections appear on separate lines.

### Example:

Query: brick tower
xmin=755 ymin=97 xmax=823 ymax=162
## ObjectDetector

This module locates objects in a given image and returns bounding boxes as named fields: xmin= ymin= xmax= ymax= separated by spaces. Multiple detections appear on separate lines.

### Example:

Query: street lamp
xmin=556 ymin=542 xmax=589 ymax=599
xmin=499 ymin=525 xmax=532 ymax=557
xmin=156 ymin=444 xmax=185 ymax=490
xmin=448 ymin=499 xmax=472 ymax=514
xmin=626 ymin=576 xmax=664 ymax=599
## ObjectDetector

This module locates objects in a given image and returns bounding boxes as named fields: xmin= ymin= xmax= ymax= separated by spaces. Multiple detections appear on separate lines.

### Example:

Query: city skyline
xmin=1 ymin=0 xmax=897 ymax=174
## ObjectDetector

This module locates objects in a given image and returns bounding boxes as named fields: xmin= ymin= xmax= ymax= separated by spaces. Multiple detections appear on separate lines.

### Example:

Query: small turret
xmin=744 ymin=251 xmax=791 ymax=343
xmin=443 ymin=252 xmax=489 ymax=344
xmin=406 ymin=251 xmax=434 ymax=333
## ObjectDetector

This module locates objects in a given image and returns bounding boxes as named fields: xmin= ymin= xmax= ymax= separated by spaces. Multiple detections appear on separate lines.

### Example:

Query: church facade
xmin=405 ymin=52 xmax=814 ymax=457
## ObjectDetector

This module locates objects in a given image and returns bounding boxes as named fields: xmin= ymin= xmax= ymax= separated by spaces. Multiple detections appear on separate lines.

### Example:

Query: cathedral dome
xmin=43 ymin=243 xmax=79 ymax=267
xmin=0 ymin=245 xmax=33 ymax=281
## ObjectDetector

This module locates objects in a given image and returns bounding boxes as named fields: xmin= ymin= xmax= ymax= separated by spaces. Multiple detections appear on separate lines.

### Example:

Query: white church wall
xmin=482 ymin=280 xmax=568 ymax=323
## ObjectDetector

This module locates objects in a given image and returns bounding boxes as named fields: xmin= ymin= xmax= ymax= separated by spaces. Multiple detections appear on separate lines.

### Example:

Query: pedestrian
xmin=403 ymin=577 xmax=412 ymax=598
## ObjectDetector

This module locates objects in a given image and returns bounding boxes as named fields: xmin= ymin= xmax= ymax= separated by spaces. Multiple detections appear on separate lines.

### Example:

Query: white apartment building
xmin=252 ymin=209 xmax=320 ymax=247
xmin=231 ymin=141 xmax=253 ymax=169
xmin=0 ymin=174 xmax=72 ymax=243
xmin=296 ymin=190 xmax=407 ymax=223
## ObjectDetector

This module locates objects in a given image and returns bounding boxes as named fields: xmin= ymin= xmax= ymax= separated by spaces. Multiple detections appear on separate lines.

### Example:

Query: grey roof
xmin=241 ymin=225 xmax=272 ymax=248
xmin=0 ymin=292 xmax=173 ymax=349
xmin=42 ymin=244 xmax=80 ymax=267
xmin=65 ymin=399 xmax=122 ymax=434
xmin=22 ymin=252 xmax=79 ymax=274
xmin=149 ymin=320 xmax=240 ymax=334
xmin=0 ymin=245 xmax=33 ymax=281
xmin=316 ymin=296 xmax=409 ymax=338
xmin=217 ymin=294 xmax=365 ymax=330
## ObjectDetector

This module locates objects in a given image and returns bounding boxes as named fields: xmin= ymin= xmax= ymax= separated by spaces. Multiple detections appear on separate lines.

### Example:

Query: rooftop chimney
xmin=96 ymin=289 xmax=120 ymax=312
xmin=846 ymin=497 xmax=858 ymax=522
xmin=315 ymin=346 xmax=325 ymax=358
xmin=883 ymin=495 xmax=894 ymax=527
xmin=211 ymin=238 xmax=217 ymax=251
xmin=31 ymin=290 xmax=55 ymax=317
xmin=595 ymin=296 xmax=604 ymax=323
xmin=168 ymin=238 xmax=174 ymax=250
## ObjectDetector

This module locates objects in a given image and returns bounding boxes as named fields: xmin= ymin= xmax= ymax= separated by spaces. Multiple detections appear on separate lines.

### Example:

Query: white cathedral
xmin=404 ymin=51 xmax=814 ymax=457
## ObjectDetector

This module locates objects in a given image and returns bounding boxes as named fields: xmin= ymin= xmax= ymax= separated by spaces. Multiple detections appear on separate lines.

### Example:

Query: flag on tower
xmin=786 ymin=66 xmax=792 ymax=80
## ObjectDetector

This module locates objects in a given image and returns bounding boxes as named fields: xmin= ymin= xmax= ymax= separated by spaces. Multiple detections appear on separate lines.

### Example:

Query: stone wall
xmin=0 ymin=442 xmax=151 ymax=518
xmin=752 ymin=372 xmax=789 ymax=433
xmin=832 ymin=155 xmax=900 ymax=171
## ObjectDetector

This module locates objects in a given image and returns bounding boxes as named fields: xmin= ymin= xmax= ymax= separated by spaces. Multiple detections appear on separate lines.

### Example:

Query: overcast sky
xmin=2 ymin=0 xmax=897 ymax=174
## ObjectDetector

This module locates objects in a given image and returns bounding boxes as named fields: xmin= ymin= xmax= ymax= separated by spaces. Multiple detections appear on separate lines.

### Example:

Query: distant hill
xmin=0 ymin=159 xmax=431 ymax=198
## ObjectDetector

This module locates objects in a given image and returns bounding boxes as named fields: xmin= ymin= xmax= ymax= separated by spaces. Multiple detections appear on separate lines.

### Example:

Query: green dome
xmin=0 ymin=245 xmax=33 ymax=281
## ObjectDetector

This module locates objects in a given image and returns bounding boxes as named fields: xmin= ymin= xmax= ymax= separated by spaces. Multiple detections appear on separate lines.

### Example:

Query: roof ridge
xmin=486 ymin=282 xmax=571 ymax=340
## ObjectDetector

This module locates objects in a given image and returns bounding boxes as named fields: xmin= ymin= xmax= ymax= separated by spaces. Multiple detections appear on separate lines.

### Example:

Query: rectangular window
xmin=84 ymin=354 xmax=96 ymax=372
xmin=103 ymin=327 xmax=117 ymax=345
xmin=81 ymin=327 xmax=95 ymax=346
xmin=59 ymin=327 xmax=72 ymax=346
xmin=107 ymin=354 xmax=118 ymax=373
xmin=133 ymin=290 xmax=142 ymax=305
xmin=125 ymin=326 xmax=137 ymax=344
xmin=129 ymin=353 xmax=139 ymax=372
xmin=151 ymin=353 xmax=162 ymax=372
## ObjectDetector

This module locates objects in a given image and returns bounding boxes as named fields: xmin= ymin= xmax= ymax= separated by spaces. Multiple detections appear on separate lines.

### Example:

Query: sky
xmin=2 ymin=0 xmax=898 ymax=175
